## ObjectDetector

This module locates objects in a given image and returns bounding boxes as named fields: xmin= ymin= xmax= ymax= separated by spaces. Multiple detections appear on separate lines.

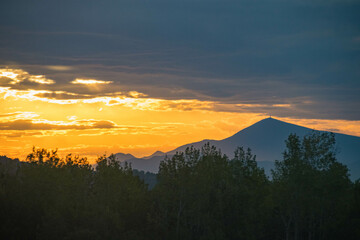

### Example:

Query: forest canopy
xmin=0 ymin=132 xmax=359 ymax=240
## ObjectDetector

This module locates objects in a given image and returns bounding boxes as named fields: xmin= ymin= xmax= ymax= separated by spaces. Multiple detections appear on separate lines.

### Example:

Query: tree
xmin=227 ymin=147 xmax=270 ymax=240
xmin=153 ymin=146 xmax=200 ymax=239
xmin=153 ymin=143 xmax=270 ymax=240
xmin=272 ymin=132 xmax=351 ymax=240
xmin=91 ymin=154 xmax=149 ymax=239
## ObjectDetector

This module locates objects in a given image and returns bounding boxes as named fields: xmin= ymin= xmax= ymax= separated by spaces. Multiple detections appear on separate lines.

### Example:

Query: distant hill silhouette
xmin=143 ymin=151 xmax=165 ymax=159
xmin=117 ymin=118 xmax=360 ymax=180
xmin=0 ymin=155 xmax=20 ymax=176
xmin=114 ymin=153 xmax=136 ymax=162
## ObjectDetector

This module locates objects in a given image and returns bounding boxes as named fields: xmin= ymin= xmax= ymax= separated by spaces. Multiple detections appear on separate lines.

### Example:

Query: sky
xmin=1 ymin=0 xmax=360 ymax=161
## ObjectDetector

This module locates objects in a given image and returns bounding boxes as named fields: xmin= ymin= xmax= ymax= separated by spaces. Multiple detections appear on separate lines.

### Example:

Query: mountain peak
xmin=122 ymin=117 xmax=360 ymax=180
xmin=255 ymin=117 xmax=288 ymax=125
xmin=232 ymin=117 xmax=302 ymax=137
xmin=153 ymin=150 xmax=165 ymax=155
xmin=143 ymin=151 xmax=165 ymax=159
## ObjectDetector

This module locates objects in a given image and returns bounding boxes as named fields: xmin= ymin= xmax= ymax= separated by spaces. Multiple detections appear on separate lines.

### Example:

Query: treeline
xmin=0 ymin=132 xmax=359 ymax=240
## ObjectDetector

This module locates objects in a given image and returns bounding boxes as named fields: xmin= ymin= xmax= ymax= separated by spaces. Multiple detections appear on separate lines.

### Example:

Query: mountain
xmin=120 ymin=155 xmax=165 ymax=173
xmin=143 ymin=151 xmax=165 ymax=159
xmin=117 ymin=118 xmax=360 ymax=180
xmin=114 ymin=153 xmax=136 ymax=162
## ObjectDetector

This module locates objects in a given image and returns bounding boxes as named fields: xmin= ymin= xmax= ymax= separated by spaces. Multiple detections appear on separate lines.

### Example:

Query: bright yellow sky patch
xmin=71 ymin=78 xmax=113 ymax=85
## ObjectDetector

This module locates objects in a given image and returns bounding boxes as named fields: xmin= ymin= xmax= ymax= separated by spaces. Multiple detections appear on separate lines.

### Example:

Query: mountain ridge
xmin=117 ymin=118 xmax=360 ymax=180
xmin=143 ymin=151 xmax=165 ymax=160
xmin=114 ymin=153 xmax=136 ymax=162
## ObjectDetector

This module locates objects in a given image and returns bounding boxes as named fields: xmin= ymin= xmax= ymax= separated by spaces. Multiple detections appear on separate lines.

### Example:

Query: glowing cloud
xmin=28 ymin=75 xmax=55 ymax=84
xmin=0 ymin=68 xmax=55 ymax=85
xmin=45 ymin=65 xmax=73 ymax=71
xmin=0 ymin=69 xmax=25 ymax=84
xmin=128 ymin=91 xmax=147 ymax=98
xmin=272 ymin=104 xmax=291 ymax=108
xmin=71 ymin=78 xmax=113 ymax=85
xmin=0 ymin=118 xmax=118 ymax=130
xmin=0 ymin=86 xmax=215 ymax=111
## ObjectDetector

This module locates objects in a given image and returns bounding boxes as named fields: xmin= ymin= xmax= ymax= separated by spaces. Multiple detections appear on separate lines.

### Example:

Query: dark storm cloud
xmin=0 ymin=0 xmax=359 ymax=120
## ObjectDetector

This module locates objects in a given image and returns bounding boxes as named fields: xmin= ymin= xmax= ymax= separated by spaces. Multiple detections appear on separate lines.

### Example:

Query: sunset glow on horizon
xmin=1 ymin=67 xmax=360 ymax=163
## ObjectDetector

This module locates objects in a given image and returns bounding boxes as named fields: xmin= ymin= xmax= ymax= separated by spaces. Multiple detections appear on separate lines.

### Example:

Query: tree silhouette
xmin=272 ymin=132 xmax=351 ymax=240
xmin=0 ymin=137 xmax=359 ymax=240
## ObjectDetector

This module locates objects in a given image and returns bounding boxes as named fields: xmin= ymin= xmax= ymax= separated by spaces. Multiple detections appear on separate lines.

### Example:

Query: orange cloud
xmin=44 ymin=65 xmax=73 ymax=71
xmin=28 ymin=75 xmax=55 ymax=84
xmin=0 ymin=119 xmax=117 ymax=131
xmin=0 ymin=86 xmax=215 ymax=111
xmin=278 ymin=117 xmax=360 ymax=137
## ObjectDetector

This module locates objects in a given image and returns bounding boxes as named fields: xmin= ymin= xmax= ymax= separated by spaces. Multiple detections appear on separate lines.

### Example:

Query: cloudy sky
xmin=1 ymin=0 xmax=359 ymax=161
